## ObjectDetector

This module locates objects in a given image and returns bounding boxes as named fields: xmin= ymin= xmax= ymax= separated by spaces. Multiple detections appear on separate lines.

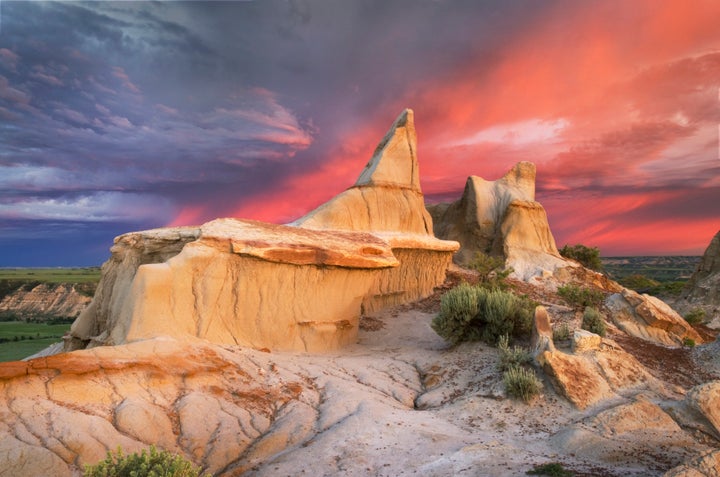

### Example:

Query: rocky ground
xmin=2 ymin=271 xmax=718 ymax=477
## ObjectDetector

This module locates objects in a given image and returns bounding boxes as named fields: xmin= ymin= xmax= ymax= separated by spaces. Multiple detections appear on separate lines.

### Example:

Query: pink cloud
xmin=0 ymin=48 xmax=19 ymax=72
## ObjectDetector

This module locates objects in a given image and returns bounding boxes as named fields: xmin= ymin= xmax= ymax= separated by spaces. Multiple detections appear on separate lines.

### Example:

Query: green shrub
xmin=559 ymin=244 xmax=603 ymax=271
xmin=582 ymin=307 xmax=606 ymax=337
xmin=684 ymin=308 xmax=706 ymax=325
xmin=526 ymin=462 xmax=574 ymax=476
xmin=503 ymin=365 xmax=542 ymax=402
xmin=84 ymin=445 xmax=208 ymax=477
xmin=683 ymin=337 xmax=696 ymax=347
xmin=431 ymin=284 xmax=535 ymax=345
xmin=557 ymin=284 xmax=604 ymax=309
xmin=497 ymin=335 xmax=533 ymax=371
xmin=552 ymin=323 xmax=571 ymax=341
xmin=467 ymin=251 xmax=512 ymax=289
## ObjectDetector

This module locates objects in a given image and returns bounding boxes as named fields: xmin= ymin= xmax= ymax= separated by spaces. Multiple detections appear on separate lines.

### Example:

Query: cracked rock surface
xmin=2 ymin=305 xmax=718 ymax=476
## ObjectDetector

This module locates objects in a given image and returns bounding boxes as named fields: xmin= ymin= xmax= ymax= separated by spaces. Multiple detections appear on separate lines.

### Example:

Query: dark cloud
xmin=0 ymin=1 xmax=718 ymax=264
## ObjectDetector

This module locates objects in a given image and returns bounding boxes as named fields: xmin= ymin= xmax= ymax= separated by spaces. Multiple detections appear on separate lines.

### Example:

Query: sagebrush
xmin=581 ymin=307 xmax=606 ymax=337
xmin=684 ymin=307 xmax=706 ymax=325
xmin=432 ymin=284 xmax=535 ymax=345
xmin=84 ymin=445 xmax=208 ymax=477
xmin=503 ymin=365 xmax=542 ymax=402
xmin=497 ymin=334 xmax=533 ymax=371
xmin=557 ymin=284 xmax=604 ymax=309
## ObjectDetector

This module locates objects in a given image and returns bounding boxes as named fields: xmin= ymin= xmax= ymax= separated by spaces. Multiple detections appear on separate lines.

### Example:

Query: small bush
xmin=683 ymin=337 xmax=696 ymax=347
xmin=684 ymin=308 xmax=706 ymax=325
xmin=559 ymin=244 xmax=603 ymax=271
xmin=582 ymin=307 xmax=606 ymax=337
xmin=497 ymin=335 xmax=533 ymax=371
xmin=552 ymin=323 xmax=571 ymax=341
xmin=468 ymin=251 xmax=512 ymax=289
xmin=503 ymin=366 xmax=542 ymax=402
xmin=432 ymin=284 xmax=536 ymax=345
xmin=526 ymin=462 xmax=574 ymax=476
xmin=557 ymin=284 xmax=604 ymax=309
xmin=84 ymin=445 xmax=207 ymax=477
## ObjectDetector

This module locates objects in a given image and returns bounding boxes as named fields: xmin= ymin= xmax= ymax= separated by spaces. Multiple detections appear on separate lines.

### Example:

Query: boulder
xmin=428 ymin=162 xmax=568 ymax=280
xmin=293 ymin=108 xmax=459 ymax=313
xmin=685 ymin=381 xmax=720 ymax=438
xmin=538 ymin=338 xmax=657 ymax=409
xmin=605 ymin=288 xmax=703 ymax=347
xmin=69 ymin=219 xmax=398 ymax=352
xmin=572 ymin=329 xmax=602 ymax=353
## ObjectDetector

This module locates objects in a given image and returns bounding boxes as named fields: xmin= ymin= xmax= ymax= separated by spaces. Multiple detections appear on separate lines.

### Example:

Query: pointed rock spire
xmin=355 ymin=108 xmax=421 ymax=192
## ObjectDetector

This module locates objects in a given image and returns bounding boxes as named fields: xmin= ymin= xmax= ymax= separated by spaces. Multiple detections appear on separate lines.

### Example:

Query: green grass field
xmin=0 ymin=321 xmax=71 ymax=362
xmin=0 ymin=267 xmax=101 ymax=283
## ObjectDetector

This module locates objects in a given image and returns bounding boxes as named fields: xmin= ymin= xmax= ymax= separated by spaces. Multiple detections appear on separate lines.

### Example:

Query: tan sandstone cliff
xmin=66 ymin=109 xmax=458 ymax=353
xmin=0 ymin=283 xmax=91 ymax=320
xmin=427 ymin=162 xmax=567 ymax=280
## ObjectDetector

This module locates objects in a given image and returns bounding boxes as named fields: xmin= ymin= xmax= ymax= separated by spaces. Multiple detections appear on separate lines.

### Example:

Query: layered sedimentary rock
xmin=537 ymin=326 xmax=659 ymax=409
xmin=676 ymin=230 xmax=720 ymax=327
xmin=294 ymin=109 xmax=459 ymax=312
xmin=67 ymin=109 xmax=457 ymax=351
xmin=0 ymin=283 xmax=91 ymax=320
xmin=69 ymin=220 xmax=397 ymax=352
xmin=605 ymin=288 xmax=703 ymax=346
xmin=428 ymin=162 xmax=567 ymax=280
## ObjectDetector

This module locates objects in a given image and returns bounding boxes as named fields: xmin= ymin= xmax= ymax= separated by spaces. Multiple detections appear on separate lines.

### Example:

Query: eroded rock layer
xmin=69 ymin=220 xmax=397 ymax=352
xmin=428 ymin=162 xmax=566 ymax=279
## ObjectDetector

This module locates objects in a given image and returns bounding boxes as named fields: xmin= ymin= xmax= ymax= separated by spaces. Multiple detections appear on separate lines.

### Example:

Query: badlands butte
xmin=1 ymin=109 xmax=719 ymax=477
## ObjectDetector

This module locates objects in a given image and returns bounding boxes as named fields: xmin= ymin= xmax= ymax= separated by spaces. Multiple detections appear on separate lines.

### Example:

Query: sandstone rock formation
xmin=605 ymin=288 xmax=703 ymax=346
xmin=664 ymin=449 xmax=720 ymax=477
xmin=686 ymin=381 xmax=720 ymax=439
xmin=294 ymin=109 xmax=458 ymax=312
xmin=428 ymin=162 xmax=568 ymax=280
xmin=0 ymin=283 xmax=91 ymax=320
xmin=553 ymin=398 xmax=701 ymax=471
xmin=67 ymin=109 xmax=458 ymax=352
xmin=69 ymin=220 xmax=398 ymax=352
xmin=676 ymin=230 xmax=720 ymax=327
xmin=537 ymin=328 xmax=659 ymax=409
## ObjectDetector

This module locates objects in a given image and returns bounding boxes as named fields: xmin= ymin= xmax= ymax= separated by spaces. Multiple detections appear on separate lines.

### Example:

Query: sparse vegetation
xmin=552 ymin=323 xmax=571 ymax=342
xmin=684 ymin=307 xmax=706 ymax=325
xmin=431 ymin=284 xmax=536 ymax=345
xmin=503 ymin=365 xmax=542 ymax=403
xmin=581 ymin=307 xmax=606 ymax=337
xmin=526 ymin=462 xmax=574 ymax=476
xmin=559 ymin=244 xmax=602 ymax=272
xmin=682 ymin=337 xmax=696 ymax=348
xmin=557 ymin=284 xmax=604 ymax=309
xmin=617 ymin=273 xmax=686 ymax=298
xmin=467 ymin=251 xmax=512 ymax=289
xmin=84 ymin=445 xmax=208 ymax=477
xmin=497 ymin=335 xmax=533 ymax=371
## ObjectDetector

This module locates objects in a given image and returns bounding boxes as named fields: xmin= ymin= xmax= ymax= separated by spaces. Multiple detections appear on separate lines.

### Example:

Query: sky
xmin=0 ymin=0 xmax=718 ymax=266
